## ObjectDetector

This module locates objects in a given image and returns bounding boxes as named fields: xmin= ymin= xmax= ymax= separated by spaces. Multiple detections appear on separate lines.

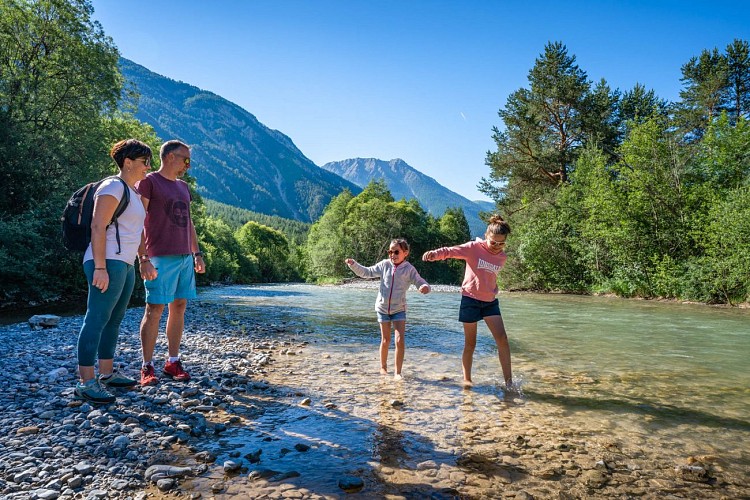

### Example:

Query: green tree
xmin=618 ymin=83 xmax=669 ymax=139
xmin=482 ymin=41 xmax=619 ymax=214
xmin=691 ymin=114 xmax=750 ymax=191
xmin=677 ymin=47 xmax=729 ymax=138
xmin=0 ymin=0 xmax=121 ymax=215
xmin=0 ymin=0 xmax=159 ymax=305
xmin=305 ymin=182 xmax=468 ymax=284
xmin=693 ymin=187 xmax=750 ymax=304
xmin=195 ymin=216 xmax=260 ymax=284
xmin=235 ymin=221 xmax=291 ymax=282
xmin=725 ymin=39 xmax=750 ymax=122
xmin=305 ymin=189 xmax=353 ymax=280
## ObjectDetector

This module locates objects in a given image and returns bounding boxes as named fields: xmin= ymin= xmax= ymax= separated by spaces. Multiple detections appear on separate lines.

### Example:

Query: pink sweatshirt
xmin=426 ymin=240 xmax=506 ymax=302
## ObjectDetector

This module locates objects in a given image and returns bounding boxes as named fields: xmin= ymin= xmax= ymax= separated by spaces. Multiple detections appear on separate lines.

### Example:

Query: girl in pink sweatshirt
xmin=422 ymin=215 xmax=513 ymax=389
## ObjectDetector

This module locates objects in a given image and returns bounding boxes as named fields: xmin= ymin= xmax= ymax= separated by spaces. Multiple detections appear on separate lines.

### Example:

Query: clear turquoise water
xmin=203 ymin=283 xmax=750 ymax=422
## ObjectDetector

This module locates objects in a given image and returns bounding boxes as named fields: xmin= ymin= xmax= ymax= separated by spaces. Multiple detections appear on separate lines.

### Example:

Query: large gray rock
xmin=29 ymin=314 xmax=61 ymax=328
xmin=144 ymin=464 xmax=193 ymax=482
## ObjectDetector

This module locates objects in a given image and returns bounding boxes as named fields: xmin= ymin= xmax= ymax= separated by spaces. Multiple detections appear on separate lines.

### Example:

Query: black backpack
xmin=61 ymin=176 xmax=130 ymax=254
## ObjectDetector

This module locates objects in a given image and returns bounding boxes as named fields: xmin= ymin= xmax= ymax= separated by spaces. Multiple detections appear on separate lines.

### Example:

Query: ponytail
xmin=487 ymin=214 xmax=511 ymax=236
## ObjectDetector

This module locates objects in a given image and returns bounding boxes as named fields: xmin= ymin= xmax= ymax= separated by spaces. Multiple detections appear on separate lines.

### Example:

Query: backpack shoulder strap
xmin=107 ymin=176 xmax=130 ymax=256
xmin=111 ymin=176 xmax=130 ymax=221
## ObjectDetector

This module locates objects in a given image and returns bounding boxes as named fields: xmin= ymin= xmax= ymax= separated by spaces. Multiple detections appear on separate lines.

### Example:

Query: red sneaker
xmin=140 ymin=365 xmax=158 ymax=386
xmin=163 ymin=359 xmax=191 ymax=382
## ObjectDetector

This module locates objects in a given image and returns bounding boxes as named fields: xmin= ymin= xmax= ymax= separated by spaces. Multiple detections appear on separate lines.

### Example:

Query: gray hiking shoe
xmin=99 ymin=371 xmax=137 ymax=388
xmin=74 ymin=378 xmax=116 ymax=404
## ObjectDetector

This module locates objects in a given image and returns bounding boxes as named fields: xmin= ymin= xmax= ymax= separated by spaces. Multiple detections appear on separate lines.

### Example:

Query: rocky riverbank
xmin=0 ymin=301 xmax=307 ymax=499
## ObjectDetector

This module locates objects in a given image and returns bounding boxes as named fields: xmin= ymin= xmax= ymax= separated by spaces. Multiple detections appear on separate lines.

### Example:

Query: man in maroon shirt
xmin=136 ymin=140 xmax=206 ymax=385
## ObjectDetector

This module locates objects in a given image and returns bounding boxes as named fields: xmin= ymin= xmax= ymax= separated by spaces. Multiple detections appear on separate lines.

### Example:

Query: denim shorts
xmin=458 ymin=295 xmax=501 ymax=323
xmin=377 ymin=310 xmax=406 ymax=323
xmin=144 ymin=254 xmax=197 ymax=304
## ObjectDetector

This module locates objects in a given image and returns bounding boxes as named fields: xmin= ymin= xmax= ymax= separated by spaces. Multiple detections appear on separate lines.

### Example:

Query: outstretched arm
xmin=344 ymin=258 xmax=382 ymax=279
xmin=423 ymin=243 xmax=470 ymax=262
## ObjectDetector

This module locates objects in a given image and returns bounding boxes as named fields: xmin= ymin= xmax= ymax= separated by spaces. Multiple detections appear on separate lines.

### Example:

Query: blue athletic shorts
xmin=459 ymin=295 xmax=501 ymax=323
xmin=377 ymin=310 xmax=406 ymax=323
xmin=144 ymin=254 xmax=197 ymax=304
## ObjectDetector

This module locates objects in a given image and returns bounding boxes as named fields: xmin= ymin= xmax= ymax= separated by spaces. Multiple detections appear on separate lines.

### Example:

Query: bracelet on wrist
xmin=95 ymin=267 xmax=105 ymax=271
xmin=193 ymin=251 xmax=204 ymax=258
xmin=139 ymin=255 xmax=150 ymax=263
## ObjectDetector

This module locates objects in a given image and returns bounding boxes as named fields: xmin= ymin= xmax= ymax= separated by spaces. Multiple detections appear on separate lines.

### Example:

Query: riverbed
xmin=1 ymin=283 xmax=748 ymax=499
xmin=179 ymin=283 xmax=750 ymax=498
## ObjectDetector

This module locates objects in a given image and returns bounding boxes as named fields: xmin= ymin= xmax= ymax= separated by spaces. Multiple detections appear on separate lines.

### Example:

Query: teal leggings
xmin=77 ymin=259 xmax=135 ymax=366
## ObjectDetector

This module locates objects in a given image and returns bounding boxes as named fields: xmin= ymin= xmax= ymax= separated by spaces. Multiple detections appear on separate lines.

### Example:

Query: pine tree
xmin=482 ymin=42 xmax=619 ymax=214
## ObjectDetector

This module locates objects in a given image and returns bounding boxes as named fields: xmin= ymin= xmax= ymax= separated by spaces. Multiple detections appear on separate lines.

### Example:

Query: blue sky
xmin=91 ymin=0 xmax=750 ymax=202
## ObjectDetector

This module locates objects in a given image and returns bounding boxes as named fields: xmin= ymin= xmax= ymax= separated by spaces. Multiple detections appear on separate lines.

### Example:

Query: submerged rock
xmin=675 ymin=464 xmax=712 ymax=483
xmin=338 ymin=475 xmax=364 ymax=493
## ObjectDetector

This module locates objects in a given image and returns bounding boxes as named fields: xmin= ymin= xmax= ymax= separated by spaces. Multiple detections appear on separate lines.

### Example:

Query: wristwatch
xmin=193 ymin=251 xmax=204 ymax=258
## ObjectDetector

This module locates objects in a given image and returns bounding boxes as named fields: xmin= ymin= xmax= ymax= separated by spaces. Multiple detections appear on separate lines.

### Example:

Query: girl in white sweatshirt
xmin=345 ymin=238 xmax=430 ymax=380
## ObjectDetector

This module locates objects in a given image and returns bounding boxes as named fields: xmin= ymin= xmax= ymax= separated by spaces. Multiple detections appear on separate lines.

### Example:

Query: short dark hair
xmin=110 ymin=139 xmax=152 ymax=170
xmin=160 ymin=139 xmax=190 ymax=161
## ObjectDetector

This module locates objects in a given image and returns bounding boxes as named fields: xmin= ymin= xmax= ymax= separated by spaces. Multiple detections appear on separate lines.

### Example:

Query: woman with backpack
xmin=74 ymin=139 xmax=153 ymax=404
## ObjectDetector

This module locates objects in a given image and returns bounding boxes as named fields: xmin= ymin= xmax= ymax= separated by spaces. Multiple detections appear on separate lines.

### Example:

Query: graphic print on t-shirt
xmin=165 ymin=199 xmax=189 ymax=228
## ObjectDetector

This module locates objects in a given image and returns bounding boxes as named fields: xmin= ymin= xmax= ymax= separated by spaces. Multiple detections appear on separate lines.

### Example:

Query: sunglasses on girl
xmin=388 ymin=250 xmax=401 ymax=255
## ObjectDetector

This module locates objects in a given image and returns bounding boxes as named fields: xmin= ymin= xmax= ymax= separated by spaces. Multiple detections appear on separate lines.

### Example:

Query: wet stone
xmin=157 ymin=478 xmax=175 ymax=491
xmin=338 ymin=475 xmax=364 ymax=493
xmin=580 ymin=469 xmax=609 ymax=488
xmin=195 ymin=451 xmax=217 ymax=463
xmin=675 ymin=464 xmax=712 ymax=483
xmin=223 ymin=460 xmax=241 ymax=473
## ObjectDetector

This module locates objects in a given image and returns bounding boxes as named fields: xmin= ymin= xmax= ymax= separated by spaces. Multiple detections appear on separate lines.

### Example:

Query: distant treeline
xmin=204 ymin=199 xmax=309 ymax=246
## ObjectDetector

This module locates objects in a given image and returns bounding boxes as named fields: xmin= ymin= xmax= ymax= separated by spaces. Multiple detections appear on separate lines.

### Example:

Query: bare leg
xmin=392 ymin=320 xmax=406 ymax=378
xmin=166 ymin=299 xmax=187 ymax=358
xmin=140 ymin=303 xmax=165 ymax=363
xmin=78 ymin=365 xmax=95 ymax=383
xmin=98 ymin=359 xmax=113 ymax=377
xmin=379 ymin=321 xmax=392 ymax=374
xmin=485 ymin=315 xmax=513 ymax=386
xmin=462 ymin=322 xmax=478 ymax=386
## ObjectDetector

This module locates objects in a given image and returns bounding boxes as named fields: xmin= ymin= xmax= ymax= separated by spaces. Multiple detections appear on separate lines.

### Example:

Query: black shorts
xmin=459 ymin=295 xmax=501 ymax=323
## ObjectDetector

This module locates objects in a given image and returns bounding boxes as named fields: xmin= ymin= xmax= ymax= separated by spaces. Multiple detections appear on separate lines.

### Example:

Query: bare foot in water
xmin=394 ymin=373 xmax=403 ymax=381
xmin=462 ymin=379 xmax=473 ymax=389
xmin=380 ymin=368 xmax=388 ymax=375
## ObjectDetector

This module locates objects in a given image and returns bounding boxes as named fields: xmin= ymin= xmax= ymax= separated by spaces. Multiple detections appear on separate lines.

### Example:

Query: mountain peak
xmin=322 ymin=157 xmax=492 ymax=236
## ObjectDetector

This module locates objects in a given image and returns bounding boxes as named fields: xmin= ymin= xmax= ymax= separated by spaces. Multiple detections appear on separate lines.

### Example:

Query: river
xmin=182 ymin=283 xmax=749 ymax=498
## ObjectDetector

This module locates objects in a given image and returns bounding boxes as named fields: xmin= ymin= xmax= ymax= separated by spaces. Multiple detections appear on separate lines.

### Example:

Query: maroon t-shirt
xmin=136 ymin=172 xmax=193 ymax=257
